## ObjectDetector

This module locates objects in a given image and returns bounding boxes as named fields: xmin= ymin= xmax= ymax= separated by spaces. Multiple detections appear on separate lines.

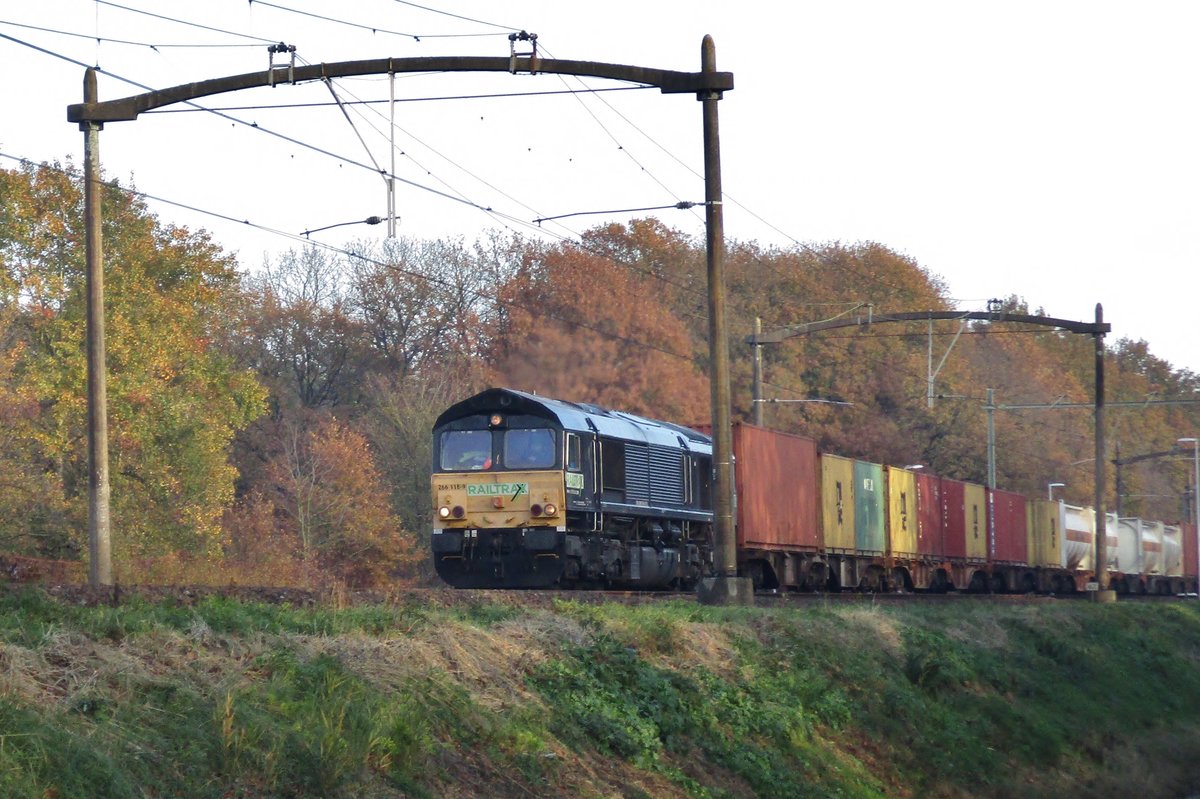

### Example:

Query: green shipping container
xmin=854 ymin=460 xmax=886 ymax=554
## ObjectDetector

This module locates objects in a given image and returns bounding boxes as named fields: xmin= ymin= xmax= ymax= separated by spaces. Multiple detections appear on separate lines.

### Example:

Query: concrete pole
xmin=752 ymin=317 xmax=763 ymax=426
xmin=986 ymin=388 xmax=996 ymax=489
xmin=927 ymin=319 xmax=934 ymax=409
xmin=697 ymin=36 xmax=750 ymax=605
xmin=82 ymin=68 xmax=112 ymax=587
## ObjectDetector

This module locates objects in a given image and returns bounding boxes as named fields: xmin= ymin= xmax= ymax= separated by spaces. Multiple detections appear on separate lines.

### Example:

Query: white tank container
xmin=1139 ymin=520 xmax=1164 ymax=575
xmin=1116 ymin=517 xmax=1141 ymax=574
xmin=1063 ymin=504 xmax=1094 ymax=572
xmin=1162 ymin=524 xmax=1183 ymax=577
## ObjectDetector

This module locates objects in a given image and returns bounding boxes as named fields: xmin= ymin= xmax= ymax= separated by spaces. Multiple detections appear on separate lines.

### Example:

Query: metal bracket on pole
xmin=267 ymin=43 xmax=297 ymax=87
xmin=927 ymin=316 xmax=968 ymax=408
xmin=508 ymin=31 xmax=539 ymax=74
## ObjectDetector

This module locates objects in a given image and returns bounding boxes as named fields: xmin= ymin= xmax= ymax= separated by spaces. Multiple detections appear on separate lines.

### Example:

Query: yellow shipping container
xmin=821 ymin=455 xmax=856 ymax=552
xmin=886 ymin=466 xmax=919 ymax=557
xmin=1028 ymin=499 xmax=1064 ymax=568
xmin=964 ymin=482 xmax=987 ymax=562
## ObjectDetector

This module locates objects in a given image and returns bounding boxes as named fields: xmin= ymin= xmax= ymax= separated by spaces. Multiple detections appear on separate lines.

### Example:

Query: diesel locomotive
xmin=430 ymin=388 xmax=715 ymax=589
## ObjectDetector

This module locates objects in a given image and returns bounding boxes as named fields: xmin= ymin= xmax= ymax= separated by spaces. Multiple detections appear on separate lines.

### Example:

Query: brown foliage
xmin=489 ymin=242 xmax=711 ymax=423
xmin=264 ymin=414 xmax=421 ymax=587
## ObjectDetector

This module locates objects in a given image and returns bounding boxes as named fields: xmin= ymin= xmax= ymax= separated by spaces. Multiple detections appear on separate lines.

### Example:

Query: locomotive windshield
xmin=439 ymin=427 xmax=557 ymax=471
xmin=505 ymin=428 xmax=556 ymax=469
xmin=440 ymin=430 xmax=491 ymax=471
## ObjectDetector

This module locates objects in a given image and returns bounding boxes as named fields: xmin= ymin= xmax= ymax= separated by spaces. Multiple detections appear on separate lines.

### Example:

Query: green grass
xmin=2 ymin=590 xmax=1200 ymax=798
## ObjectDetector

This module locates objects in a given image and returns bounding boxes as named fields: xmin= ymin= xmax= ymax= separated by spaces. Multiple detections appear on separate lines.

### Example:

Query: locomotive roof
xmin=435 ymin=388 xmax=712 ymax=451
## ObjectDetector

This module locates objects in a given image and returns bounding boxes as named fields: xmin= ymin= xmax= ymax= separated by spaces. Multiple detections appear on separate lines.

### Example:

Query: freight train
xmin=430 ymin=388 xmax=1200 ymax=594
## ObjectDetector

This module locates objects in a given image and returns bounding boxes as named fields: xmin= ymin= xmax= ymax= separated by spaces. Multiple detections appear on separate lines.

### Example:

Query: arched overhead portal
xmin=68 ymin=45 xmax=747 ymax=602
xmin=749 ymin=306 xmax=1114 ymax=590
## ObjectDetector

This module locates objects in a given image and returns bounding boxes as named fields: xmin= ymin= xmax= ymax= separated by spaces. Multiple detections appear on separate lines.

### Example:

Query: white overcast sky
xmin=2 ymin=1 xmax=1198 ymax=378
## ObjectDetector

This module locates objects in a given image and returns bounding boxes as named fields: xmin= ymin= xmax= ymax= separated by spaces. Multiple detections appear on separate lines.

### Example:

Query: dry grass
xmin=830 ymin=605 xmax=905 ymax=662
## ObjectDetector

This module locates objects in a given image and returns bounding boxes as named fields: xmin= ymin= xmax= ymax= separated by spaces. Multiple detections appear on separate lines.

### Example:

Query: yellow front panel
xmin=820 ymin=455 xmax=856 ymax=551
xmin=964 ymin=483 xmax=987 ymax=561
xmin=432 ymin=470 xmax=565 ymax=530
xmin=886 ymin=467 xmax=918 ymax=557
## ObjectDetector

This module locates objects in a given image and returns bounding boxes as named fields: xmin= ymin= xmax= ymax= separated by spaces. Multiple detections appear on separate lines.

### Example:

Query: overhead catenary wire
xmin=0 ymin=32 xmax=503 ymax=214
xmin=387 ymin=0 xmax=521 ymax=33
xmin=539 ymin=53 xmax=801 ymax=246
xmin=143 ymin=85 xmax=652 ymax=113
xmin=308 ymin=71 xmax=584 ymax=241
xmin=247 ymin=0 xmax=512 ymax=41
xmin=0 ymin=19 xmax=263 ymax=48
xmin=94 ymin=0 xmax=279 ymax=44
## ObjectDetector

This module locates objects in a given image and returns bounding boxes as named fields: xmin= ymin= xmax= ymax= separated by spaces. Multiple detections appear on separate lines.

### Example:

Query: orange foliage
xmin=263 ymin=414 xmax=422 ymax=588
xmin=490 ymin=243 xmax=711 ymax=423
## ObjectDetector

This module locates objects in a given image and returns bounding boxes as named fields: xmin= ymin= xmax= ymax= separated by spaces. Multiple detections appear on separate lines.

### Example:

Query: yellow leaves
xmin=0 ymin=161 xmax=267 ymax=562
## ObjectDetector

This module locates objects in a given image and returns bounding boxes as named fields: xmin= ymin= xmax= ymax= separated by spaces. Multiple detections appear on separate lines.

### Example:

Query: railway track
xmin=10 ymin=582 xmax=1194 ymax=608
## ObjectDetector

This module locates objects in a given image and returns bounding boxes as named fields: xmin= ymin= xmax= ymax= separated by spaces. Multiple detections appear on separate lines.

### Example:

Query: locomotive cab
xmin=432 ymin=398 xmax=571 ymax=588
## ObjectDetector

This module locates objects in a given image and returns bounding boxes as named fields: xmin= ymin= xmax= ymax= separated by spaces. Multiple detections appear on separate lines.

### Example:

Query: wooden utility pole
xmin=698 ymin=35 xmax=750 ymax=604
xmin=1094 ymin=303 xmax=1112 ymax=598
xmin=81 ymin=68 xmax=112 ymax=587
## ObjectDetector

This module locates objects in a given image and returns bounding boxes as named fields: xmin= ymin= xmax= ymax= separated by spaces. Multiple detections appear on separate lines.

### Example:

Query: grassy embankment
xmin=1 ymin=589 xmax=1199 ymax=798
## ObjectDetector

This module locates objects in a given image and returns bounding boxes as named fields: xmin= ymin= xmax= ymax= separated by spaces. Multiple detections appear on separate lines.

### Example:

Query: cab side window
xmin=566 ymin=433 xmax=581 ymax=471
xmin=600 ymin=438 xmax=626 ymax=501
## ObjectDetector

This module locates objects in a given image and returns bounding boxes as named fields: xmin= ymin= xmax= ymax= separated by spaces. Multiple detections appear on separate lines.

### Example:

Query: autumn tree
xmin=489 ymin=235 xmax=711 ymax=423
xmin=261 ymin=413 xmax=417 ymax=587
xmin=238 ymin=246 xmax=366 ymax=410
xmin=0 ymin=161 xmax=266 ymax=564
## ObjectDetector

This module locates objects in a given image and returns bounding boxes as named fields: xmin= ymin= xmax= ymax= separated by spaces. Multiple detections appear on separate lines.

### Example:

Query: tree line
xmin=2 ymin=161 xmax=1197 ymax=587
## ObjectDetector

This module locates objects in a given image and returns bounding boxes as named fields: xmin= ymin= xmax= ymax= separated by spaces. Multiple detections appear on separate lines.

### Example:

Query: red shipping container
xmin=941 ymin=479 xmax=968 ymax=560
xmin=725 ymin=423 xmax=821 ymax=551
xmin=988 ymin=488 xmax=1029 ymax=565
xmin=1183 ymin=522 xmax=1198 ymax=580
xmin=915 ymin=472 xmax=944 ymax=558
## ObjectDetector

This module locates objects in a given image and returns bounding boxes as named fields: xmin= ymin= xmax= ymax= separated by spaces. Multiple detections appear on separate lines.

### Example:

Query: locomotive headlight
xmin=530 ymin=503 xmax=543 ymax=517
xmin=438 ymin=506 xmax=451 ymax=519
xmin=451 ymin=505 xmax=466 ymax=519
xmin=544 ymin=503 xmax=557 ymax=516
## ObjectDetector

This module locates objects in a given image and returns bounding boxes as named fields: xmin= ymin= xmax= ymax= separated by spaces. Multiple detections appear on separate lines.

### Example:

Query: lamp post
xmin=1047 ymin=482 xmax=1065 ymax=501
xmin=1179 ymin=437 xmax=1200 ymax=598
